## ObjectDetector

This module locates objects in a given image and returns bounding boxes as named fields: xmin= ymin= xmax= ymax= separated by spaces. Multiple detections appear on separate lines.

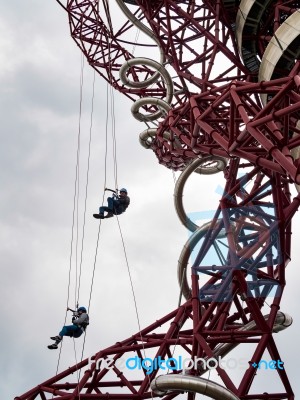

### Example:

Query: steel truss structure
xmin=16 ymin=1 xmax=300 ymax=399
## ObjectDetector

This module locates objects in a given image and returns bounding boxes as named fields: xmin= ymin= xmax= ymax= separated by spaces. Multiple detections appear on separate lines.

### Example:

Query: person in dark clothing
xmin=47 ymin=306 xmax=89 ymax=350
xmin=93 ymin=188 xmax=130 ymax=219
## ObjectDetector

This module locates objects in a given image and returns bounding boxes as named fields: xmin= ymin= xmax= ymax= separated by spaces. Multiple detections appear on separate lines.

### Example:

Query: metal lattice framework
xmin=16 ymin=1 xmax=300 ymax=399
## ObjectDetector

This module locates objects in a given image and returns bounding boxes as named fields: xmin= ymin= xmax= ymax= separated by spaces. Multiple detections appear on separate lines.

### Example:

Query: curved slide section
xmin=259 ymin=10 xmax=300 ymax=104
xmin=177 ymin=222 xmax=218 ymax=300
xmin=139 ymin=128 xmax=181 ymax=149
xmin=205 ymin=311 xmax=292 ymax=369
xmin=150 ymin=313 xmax=292 ymax=398
xmin=174 ymin=156 xmax=227 ymax=233
xmin=236 ymin=0 xmax=274 ymax=72
xmin=116 ymin=0 xmax=165 ymax=65
xmin=258 ymin=11 xmax=300 ymax=193
xmin=116 ymin=0 xmax=176 ymax=138
xmin=150 ymin=374 xmax=240 ymax=399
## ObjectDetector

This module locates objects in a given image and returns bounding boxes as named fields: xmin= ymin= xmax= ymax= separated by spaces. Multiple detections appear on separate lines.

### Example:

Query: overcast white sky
xmin=1 ymin=1 xmax=300 ymax=399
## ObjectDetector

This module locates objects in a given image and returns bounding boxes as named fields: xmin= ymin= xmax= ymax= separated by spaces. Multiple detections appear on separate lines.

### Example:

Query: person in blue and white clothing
xmin=48 ymin=306 xmax=89 ymax=350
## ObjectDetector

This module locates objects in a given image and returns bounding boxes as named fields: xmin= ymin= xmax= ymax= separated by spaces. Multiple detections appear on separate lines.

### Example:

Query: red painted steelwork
xmin=16 ymin=0 xmax=300 ymax=399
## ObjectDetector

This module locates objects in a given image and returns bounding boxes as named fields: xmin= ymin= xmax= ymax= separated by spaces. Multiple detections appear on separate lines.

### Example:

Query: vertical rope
xmin=115 ymin=215 xmax=153 ymax=399
xmin=79 ymin=217 xmax=103 ymax=364
xmin=110 ymin=85 xmax=118 ymax=190
xmin=76 ymin=70 xmax=96 ymax=305
xmin=73 ymin=338 xmax=82 ymax=400
xmin=74 ymin=54 xmax=85 ymax=309
xmin=55 ymin=53 xmax=85 ymax=376
xmin=76 ymin=80 xmax=111 ymax=375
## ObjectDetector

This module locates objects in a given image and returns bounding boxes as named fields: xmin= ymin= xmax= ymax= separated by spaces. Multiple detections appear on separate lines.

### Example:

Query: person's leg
xmin=59 ymin=325 xmax=79 ymax=337
xmin=48 ymin=325 xmax=80 ymax=349
xmin=107 ymin=197 xmax=114 ymax=210
xmin=73 ymin=328 xmax=83 ymax=338
xmin=97 ymin=197 xmax=114 ymax=216
xmin=99 ymin=205 xmax=110 ymax=215
xmin=100 ymin=197 xmax=115 ymax=218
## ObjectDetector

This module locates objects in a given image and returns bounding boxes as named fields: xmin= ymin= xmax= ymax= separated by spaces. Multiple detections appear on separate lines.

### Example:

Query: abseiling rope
xmin=77 ymin=79 xmax=112 ymax=372
xmin=53 ymin=0 xmax=171 ymax=393
xmin=55 ymin=63 xmax=104 ymax=378
xmin=55 ymin=52 xmax=86 ymax=376
xmin=76 ymin=69 xmax=96 ymax=308
xmin=72 ymin=338 xmax=82 ymax=400
xmin=114 ymin=214 xmax=153 ymax=399
xmin=109 ymin=82 xmax=118 ymax=190
xmin=102 ymin=4 xmax=153 ymax=390
xmin=58 ymin=76 xmax=113 ymax=380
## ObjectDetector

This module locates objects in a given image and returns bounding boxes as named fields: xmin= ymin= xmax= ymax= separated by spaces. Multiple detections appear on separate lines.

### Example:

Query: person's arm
xmin=105 ymin=188 xmax=117 ymax=194
xmin=73 ymin=313 xmax=88 ymax=325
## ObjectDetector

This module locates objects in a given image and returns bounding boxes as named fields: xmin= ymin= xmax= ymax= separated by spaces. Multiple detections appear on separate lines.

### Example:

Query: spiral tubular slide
xmin=16 ymin=0 xmax=300 ymax=399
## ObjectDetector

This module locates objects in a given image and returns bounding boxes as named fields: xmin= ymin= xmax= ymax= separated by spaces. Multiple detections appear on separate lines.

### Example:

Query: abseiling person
xmin=47 ymin=306 xmax=89 ymax=350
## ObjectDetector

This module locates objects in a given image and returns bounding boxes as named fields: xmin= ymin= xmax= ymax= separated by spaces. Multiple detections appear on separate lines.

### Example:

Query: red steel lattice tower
xmin=16 ymin=1 xmax=300 ymax=399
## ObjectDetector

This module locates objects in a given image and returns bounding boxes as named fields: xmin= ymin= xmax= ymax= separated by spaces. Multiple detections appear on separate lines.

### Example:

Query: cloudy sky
xmin=1 ymin=1 xmax=300 ymax=399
